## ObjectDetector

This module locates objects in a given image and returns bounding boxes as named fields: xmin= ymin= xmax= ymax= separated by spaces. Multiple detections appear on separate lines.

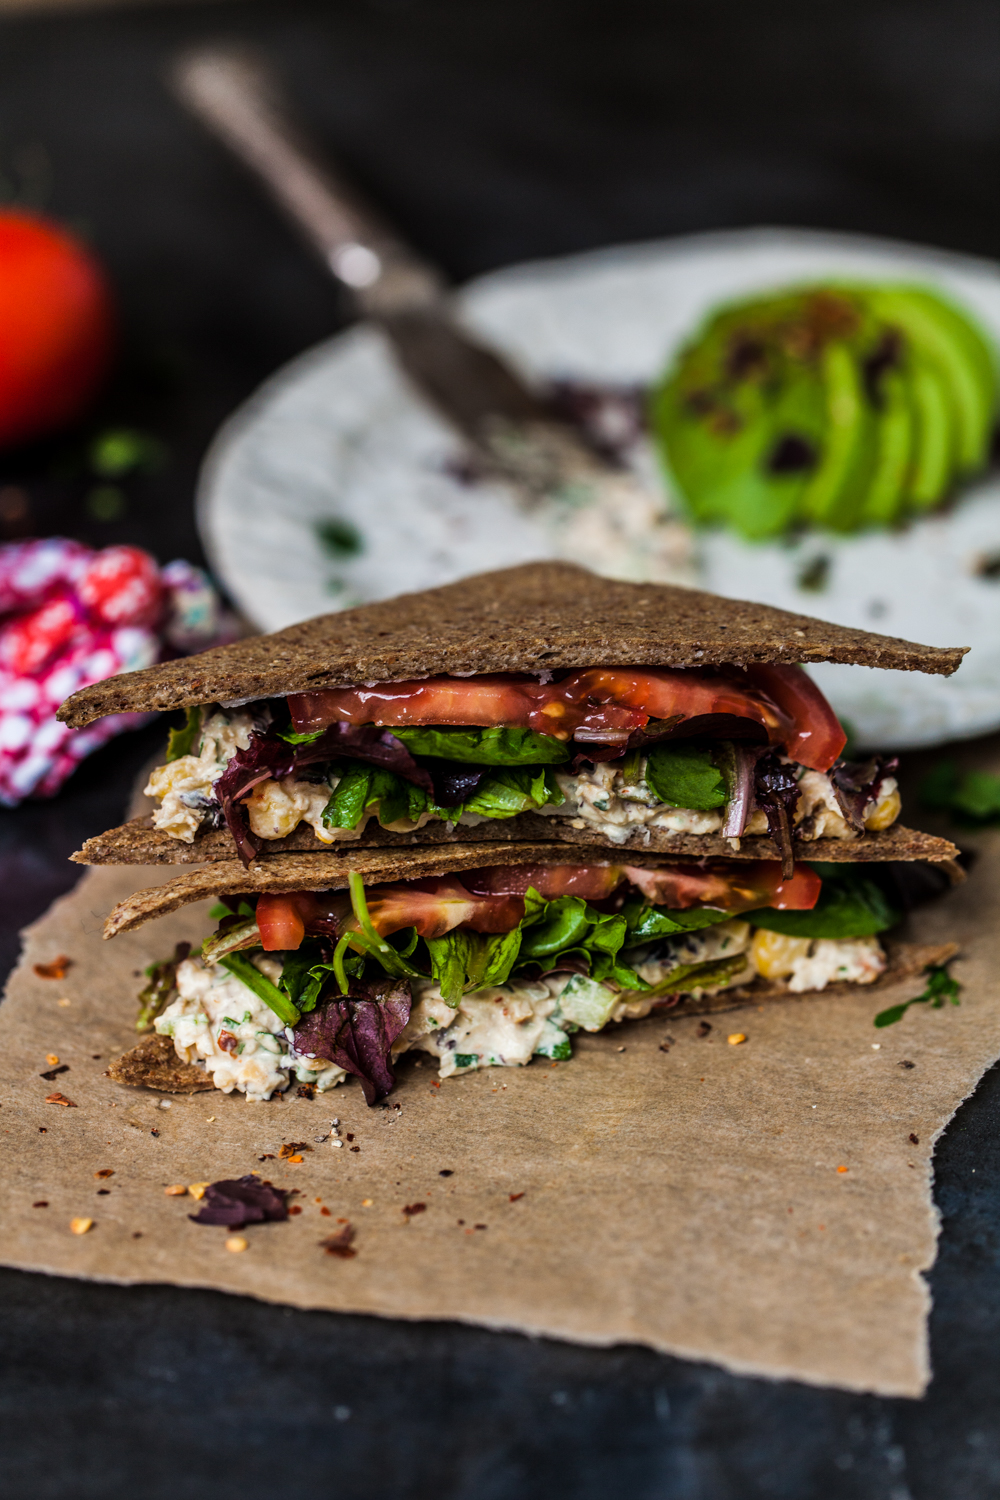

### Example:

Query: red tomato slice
xmin=744 ymin=664 xmax=845 ymax=772
xmin=256 ymin=892 xmax=308 ymax=951
xmin=254 ymin=860 xmax=820 ymax=953
xmin=288 ymin=666 xmax=796 ymax=747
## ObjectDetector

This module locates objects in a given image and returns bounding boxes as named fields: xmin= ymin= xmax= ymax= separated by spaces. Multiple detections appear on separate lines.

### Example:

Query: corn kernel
xmin=225 ymin=1236 xmax=248 ymax=1252
xmin=750 ymin=928 xmax=812 ymax=980
xmin=70 ymin=1217 xmax=93 ymax=1235
xmin=865 ymin=787 xmax=901 ymax=831
xmin=188 ymin=1182 xmax=210 ymax=1200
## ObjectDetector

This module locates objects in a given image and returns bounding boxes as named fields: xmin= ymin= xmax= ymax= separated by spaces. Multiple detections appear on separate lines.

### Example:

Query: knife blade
xmin=171 ymin=48 xmax=694 ymax=585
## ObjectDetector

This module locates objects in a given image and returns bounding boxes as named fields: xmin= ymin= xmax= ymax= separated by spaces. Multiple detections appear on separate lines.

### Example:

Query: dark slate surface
xmin=0 ymin=2 xmax=998 ymax=1495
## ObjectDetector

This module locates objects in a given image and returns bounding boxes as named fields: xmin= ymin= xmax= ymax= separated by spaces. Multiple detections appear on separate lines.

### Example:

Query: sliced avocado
xmin=867 ymin=286 xmax=997 ymax=472
xmin=653 ymin=291 xmax=840 ymax=539
xmin=798 ymin=340 xmax=876 ymax=531
xmin=858 ymin=366 xmax=914 ymax=527
xmin=907 ymin=355 xmax=956 ymax=510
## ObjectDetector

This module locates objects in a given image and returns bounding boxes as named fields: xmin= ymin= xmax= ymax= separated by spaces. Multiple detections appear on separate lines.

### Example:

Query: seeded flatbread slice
xmin=74 ymin=813 xmax=959 ymax=870
xmin=105 ymin=1033 xmax=215 ymax=1093
xmin=57 ymin=561 xmax=966 ymax=728
xmin=101 ymin=833 xmax=962 ymax=940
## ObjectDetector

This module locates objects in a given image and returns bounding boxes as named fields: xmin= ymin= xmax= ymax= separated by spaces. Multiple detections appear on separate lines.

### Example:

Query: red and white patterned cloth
xmin=0 ymin=538 xmax=227 ymax=804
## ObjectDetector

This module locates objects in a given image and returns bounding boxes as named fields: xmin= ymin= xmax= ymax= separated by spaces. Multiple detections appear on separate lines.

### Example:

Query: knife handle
xmin=170 ymin=47 xmax=445 ymax=317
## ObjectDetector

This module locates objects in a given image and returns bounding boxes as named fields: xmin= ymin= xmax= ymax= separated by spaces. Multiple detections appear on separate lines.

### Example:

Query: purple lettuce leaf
xmin=214 ymin=735 xmax=296 ymax=865
xmin=721 ymin=743 xmax=764 ymax=838
xmin=753 ymin=751 xmax=801 ymax=877
xmin=831 ymin=756 xmax=898 ymax=832
xmin=292 ymin=723 xmax=433 ymax=793
xmin=188 ymin=1174 xmax=289 ymax=1227
xmin=292 ymin=977 xmax=412 ymax=1106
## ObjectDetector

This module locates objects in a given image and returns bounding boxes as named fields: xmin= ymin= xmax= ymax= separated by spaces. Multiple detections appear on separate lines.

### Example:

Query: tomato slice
xmin=288 ymin=666 xmax=798 ymax=747
xmin=254 ymin=860 xmax=820 ymax=953
xmin=256 ymin=892 xmax=307 ymax=951
xmin=744 ymin=664 xmax=845 ymax=773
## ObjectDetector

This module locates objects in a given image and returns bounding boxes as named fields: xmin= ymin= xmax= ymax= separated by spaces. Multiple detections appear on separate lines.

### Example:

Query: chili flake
xmin=34 ymin=957 xmax=71 ymax=980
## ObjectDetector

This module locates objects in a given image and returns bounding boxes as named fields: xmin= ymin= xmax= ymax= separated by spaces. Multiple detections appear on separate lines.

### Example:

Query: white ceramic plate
xmin=198 ymin=227 xmax=1000 ymax=750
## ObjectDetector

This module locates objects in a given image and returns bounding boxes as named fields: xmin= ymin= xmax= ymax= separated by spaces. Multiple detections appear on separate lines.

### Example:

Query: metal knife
xmin=171 ymin=48 xmax=693 ymax=585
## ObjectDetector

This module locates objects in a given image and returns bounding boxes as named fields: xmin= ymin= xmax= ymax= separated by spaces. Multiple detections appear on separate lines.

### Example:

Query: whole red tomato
xmin=0 ymin=210 xmax=115 ymax=449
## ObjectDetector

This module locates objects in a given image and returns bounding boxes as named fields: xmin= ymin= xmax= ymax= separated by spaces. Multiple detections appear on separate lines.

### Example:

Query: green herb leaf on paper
xmin=874 ymin=963 xmax=961 ymax=1028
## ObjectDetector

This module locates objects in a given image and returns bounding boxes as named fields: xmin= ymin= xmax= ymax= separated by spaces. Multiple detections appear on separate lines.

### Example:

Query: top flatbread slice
xmin=58 ymin=562 xmax=967 ymax=727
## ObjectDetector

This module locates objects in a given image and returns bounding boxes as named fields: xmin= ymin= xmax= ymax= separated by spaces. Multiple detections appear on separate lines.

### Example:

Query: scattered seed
xmin=509 ymin=1192 xmax=525 ymax=1202
xmin=32 ymin=1201 xmax=48 ymax=1208
xmin=45 ymin=1093 xmax=76 ymax=1107
xmin=697 ymin=1021 xmax=712 ymax=1038
xmin=909 ymin=1134 xmax=920 ymax=1145
xmin=94 ymin=1169 xmax=114 ymax=1179
xmin=70 ymin=1217 xmax=93 ymax=1235
xmin=332 ymin=1140 xmax=344 ymax=1149
xmin=899 ymin=1061 xmax=916 ymax=1070
xmin=57 ymin=998 xmax=71 ymax=1008
xmin=837 ymin=1165 xmax=849 ymax=1174
xmin=45 ymin=1054 xmax=59 ymax=1067
xmin=350 ymin=1146 xmax=360 ymax=1153
xmin=439 ymin=1169 xmax=453 ymax=1177
xmin=728 ymin=1033 xmax=747 ymax=1046
xmin=320 ymin=1206 xmax=331 ymax=1216
xmin=225 ymin=1235 xmax=248 ymax=1252
xmin=188 ymin=1182 xmax=209 ymax=1200
xmin=164 ymin=1184 xmax=187 ymax=1197
xmin=403 ymin=1202 xmax=426 ymax=1216
xmin=361 ymin=1199 xmax=373 ymax=1207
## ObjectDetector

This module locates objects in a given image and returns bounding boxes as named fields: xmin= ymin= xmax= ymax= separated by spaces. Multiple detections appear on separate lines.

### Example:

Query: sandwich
xmin=58 ymin=562 xmax=962 ymax=1106
xmin=104 ymin=840 xmax=958 ymax=1106
xmin=60 ymin=563 xmax=965 ymax=877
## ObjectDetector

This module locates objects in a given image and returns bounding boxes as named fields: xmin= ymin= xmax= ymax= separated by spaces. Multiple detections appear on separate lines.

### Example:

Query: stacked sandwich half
xmin=60 ymin=563 xmax=963 ymax=1106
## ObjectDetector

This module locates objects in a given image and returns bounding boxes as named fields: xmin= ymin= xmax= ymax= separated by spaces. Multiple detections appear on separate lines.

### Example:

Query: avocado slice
xmin=653 ymin=291 xmax=844 ymax=539
xmin=798 ymin=339 xmax=876 ymax=531
xmin=859 ymin=365 xmax=914 ymax=527
xmin=906 ymin=354 xmax=957 ymax=510
xmin=867 ymin=285 xmax=997 ymax=472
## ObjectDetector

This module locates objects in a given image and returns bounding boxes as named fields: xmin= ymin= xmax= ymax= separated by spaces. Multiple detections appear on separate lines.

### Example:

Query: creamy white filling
xmin=144 ymin=708 xmax=901 ymax=847
xmin=155 ymin=955 xmax=346 ymax=1101
xmin=154 ymin=916 xmax=886 ymax=1099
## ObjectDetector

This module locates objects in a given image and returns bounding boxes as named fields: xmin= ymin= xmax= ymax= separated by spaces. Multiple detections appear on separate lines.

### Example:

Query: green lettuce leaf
xmin=392 ymin=725 xmax=569 ymax=765
xmin=323 ymin=760 xmax=563 ymax=830
xmin=425 ymin=928 xmax=524 ymax=1006
xmin=166 ymin=706 xmax=201 ymax=762
xmin=217 ymin=952 xmax=301 ymax=1026
xmin=644 ymin=741 xmax=728 ymax=810
xmin=623 ymin=901 xmax=734 ymax=942
xmin=279 ymin=939 xmax=342 ymax=1015
xmin=463 ymin=766 xmax=564 ymax=818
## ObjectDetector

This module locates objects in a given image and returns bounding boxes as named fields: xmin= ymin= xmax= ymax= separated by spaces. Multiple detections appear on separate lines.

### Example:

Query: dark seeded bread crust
xmin=58 ymin=562 xmax=967 ymax=727
xmin=105 ymin=1033 xmax=215 ymax=1093
xmin=103 ymin=832 xmax=961 ymax=939
xmin=75 ymin=813 xmax=959 ymax=869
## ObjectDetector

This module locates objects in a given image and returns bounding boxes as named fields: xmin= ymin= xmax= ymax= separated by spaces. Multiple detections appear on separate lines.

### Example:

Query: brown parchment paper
xmin=0 ymin=841 xmax=998 ymax=1398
